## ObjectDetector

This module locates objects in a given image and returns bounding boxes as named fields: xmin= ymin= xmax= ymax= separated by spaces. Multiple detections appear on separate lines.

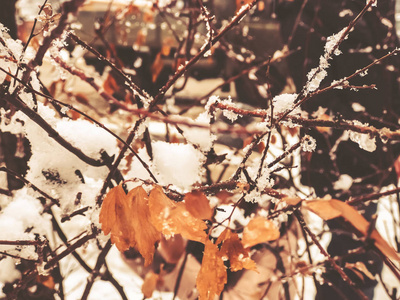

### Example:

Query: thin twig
xmin=81 ymin=239 xmax=113 ymax=300
xmin=0 ymin=66 xmax=158 ymax=182
xmin=68 ymin=32 xmax=150 ymax=100
xmin=44 ymin=232 xmax=97 ymax=270
xmin=293 ymin=209 xmax=368 ymax=300
xmin=0 ymin=166 xmax=60 ymax=206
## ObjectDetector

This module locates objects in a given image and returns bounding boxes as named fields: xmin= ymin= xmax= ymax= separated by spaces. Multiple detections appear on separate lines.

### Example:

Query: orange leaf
xmin=99 ymin=185 xmax=161 ymax=265
xmin=141 ymin=271 xmax=160 ymax=299
xmin=149 ymin=186 xmax=207 ymax=243
xmin=217 ymin=229 xmax=256 ymax=272
xmin=306 ymin=199 xmax=400 ymax=261
xmin=304 ymin=199 xmax=342 ymax=220
xmin=215 ymin=190 xmax=234 ymax=204
xmin=184 ymin=191 xmax=213 ymax=220
xmin=196 ymin=240 xmax=227 ymax=300
xmin=158 ymin=235 xmax=186 ymax=264
xmin=103 ymin=72 xmax=120 ymax=96
xmin=99 ymin=185 xmax=131 ymax=251
xmin=127 ymin=186 xmax=161 ymax=265
xmin=282 ymin=197 xmax=302 ymax=206
xmin=242 ymin=217 xmax=280 ymax=248
xmin=37 ymin=275 xmax=55 ymax=290
xmin=151 ymin=52 xmax=164 ymax=82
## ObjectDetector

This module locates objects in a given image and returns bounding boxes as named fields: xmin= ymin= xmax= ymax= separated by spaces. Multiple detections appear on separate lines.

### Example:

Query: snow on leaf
xmin=241 ymin=217 xmax=280 ymax=248
xmin=99 ymin=185 xmax=161 ymax=265
xmin=149 ymin=186 xmax=207 ymax=243
xmin=196 ymin=240 xmax=227 ymax=300
xmin=217 ymin=229 xmax=257 ymax=272
xmin=184 ymin=191 xmax=213 ymax=220
xmin=306 ymin=199 xmax=400 ymax=261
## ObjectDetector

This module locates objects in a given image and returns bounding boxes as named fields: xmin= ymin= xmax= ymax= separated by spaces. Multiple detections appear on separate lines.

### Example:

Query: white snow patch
xmin=152 ymin=141 xmax=205 ymax=190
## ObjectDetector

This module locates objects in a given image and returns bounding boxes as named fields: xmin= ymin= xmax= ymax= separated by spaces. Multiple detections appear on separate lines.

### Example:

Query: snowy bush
xmin=0 ymin=0 xmax=399 ymax=299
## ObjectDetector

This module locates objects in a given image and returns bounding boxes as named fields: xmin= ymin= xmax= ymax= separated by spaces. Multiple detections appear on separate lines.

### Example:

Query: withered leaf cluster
xmin=99 ymin=184 xmax=281 ymax=299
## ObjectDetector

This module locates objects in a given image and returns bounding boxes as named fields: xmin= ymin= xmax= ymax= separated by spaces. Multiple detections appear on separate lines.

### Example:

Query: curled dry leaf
xmin=149 ymin=186 xmax=207 ymax=243
xmin=141 ymin=270 xmax=160 ymax=299
xmin=184 ymin=191 xmax=213 ymax=220
xmin=242 ymin=217 xmax=280 ymax=248
xmin=99 ymin=185 xmax=161 ymax=266
xmin=196 ymin=240 xmax=227 ymax=300
xmin=217 ymin=229 xmax=257 ymax=272
xmin=305 ymin=199 xmax=400 ymax=261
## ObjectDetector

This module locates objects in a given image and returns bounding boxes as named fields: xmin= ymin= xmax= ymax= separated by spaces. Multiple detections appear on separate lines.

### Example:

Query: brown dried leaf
xmin=196 ymin=240 xmax=227 ymax=300
xmin=158 ymin=235 xmax=186 ymax=264
xmin=151 ymin=52 xmax=164 ymax=82
xmin=305 ymin=199 xmax=342 ymax=220
xmin=99 ymin=185 xmax=131 ymax=251
xmin=270 ymin=134 xmax=277 ymax=145
xmin=242 ymin=217 xmax=280 ymax=248
xmin=103 ymin=72 xmax=120 ymax=96
xmin=99 ymin=185 xmax=161 ymax=265
xmin=37 ymin=275 xmax=55 ymax=290
xmin=217 ymin=229 xmax=257 ymax=272
xmin=184 ymin=191 xmax=213 ymax=220
xmin=215 ymin=190 xmax=234 ymax=204
xmin=127 ymin=186 xmax=161 ymax=266
xmin=306 ymin=199 xmax=400 ymax=261
xmin=282 ymin=197 xmax=302 ymax=206
xmin=141 ymin=271 xmax=160 ymax=299
xmin=149 ymin=186 xmax=207 ymax=243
